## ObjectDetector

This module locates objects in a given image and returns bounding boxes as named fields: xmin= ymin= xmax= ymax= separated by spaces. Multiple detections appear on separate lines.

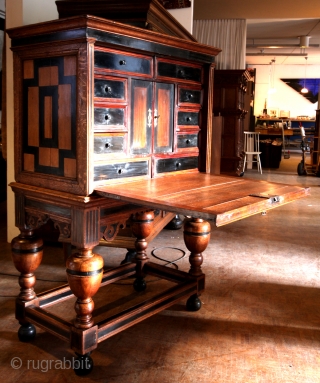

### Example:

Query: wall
xmin=252 ymin=64 xmax=320 ymax=119
xmin=168 ymin=2 xmax=194 ymax=34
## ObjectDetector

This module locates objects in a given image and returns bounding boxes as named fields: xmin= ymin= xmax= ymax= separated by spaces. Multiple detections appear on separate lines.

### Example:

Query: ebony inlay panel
xmin=22 ymin=55 xmax=77 ymax=178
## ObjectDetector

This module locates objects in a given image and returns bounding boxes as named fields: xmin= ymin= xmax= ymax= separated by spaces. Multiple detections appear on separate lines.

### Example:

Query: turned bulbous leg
xmin=183 ymin=217 xmax=211 ymax=311
xmin=11 ymin=230 xmax=43 ymax=341
xmin=66 ymin=249 xmax=104 ymax=329
xmin=131 ymin=211 xmax=154 ymax=292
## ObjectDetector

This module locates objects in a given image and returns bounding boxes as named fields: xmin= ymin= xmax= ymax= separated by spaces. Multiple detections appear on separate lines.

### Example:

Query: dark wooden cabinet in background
xmin=213 ymin=69 xmax=253 ymax=175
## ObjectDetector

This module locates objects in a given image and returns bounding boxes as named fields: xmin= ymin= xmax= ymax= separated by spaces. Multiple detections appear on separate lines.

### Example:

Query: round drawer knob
xmin=105 ymin=86 xmax=112 ymax=93
xmin=119 ymin=60 xmax=126 ymax=66
xmin=105 ymin=115 xmax=110 ymax=121
xmin=176 ymin=162 xmax=182 ymax=168
xmin=186 ymin=139 xmax=191 ymax=144
xmin=186 ymin=117 xmax=192 ymax=122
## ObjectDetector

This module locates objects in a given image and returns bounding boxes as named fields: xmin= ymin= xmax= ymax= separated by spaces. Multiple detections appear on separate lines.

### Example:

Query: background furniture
xmin=256 ymin=117 xmax=315 ymax=150
xmin=242 ymin=131 xmax=262 ymax=174
xmin=213 ymin=69 xmax=253 ymax=175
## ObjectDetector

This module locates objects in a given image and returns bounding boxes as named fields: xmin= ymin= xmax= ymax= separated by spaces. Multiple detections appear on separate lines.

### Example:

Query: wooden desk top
xmin=95 ymin=173 xmax=309 ymax=227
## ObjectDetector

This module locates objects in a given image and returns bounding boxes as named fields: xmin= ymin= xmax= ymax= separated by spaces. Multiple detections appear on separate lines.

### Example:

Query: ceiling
xmin=193 ymin=0 xmax=320 ymax=65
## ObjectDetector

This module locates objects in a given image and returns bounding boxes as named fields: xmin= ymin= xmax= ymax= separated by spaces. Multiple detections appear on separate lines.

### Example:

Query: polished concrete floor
xmin=1 ymin=153 xmax=320 ymax=383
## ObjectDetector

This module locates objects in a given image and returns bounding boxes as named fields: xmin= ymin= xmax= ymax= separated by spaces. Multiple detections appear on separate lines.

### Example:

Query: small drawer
xmin=177 ymin=134 xmax=198 ymax=149
xmin=94 ymin=135 xmax=124 ymax=154
xmin=94 ymin=160 xmax=149 ymax=181
xmin=95 ymin=49 xmax=152 ymax=76
xmin=157 ymin=60 xmax=202 ymax=83
xmin=155 ymin=156 xmax=198 ymax=174
xmin=94 ymin=107 xmax=125 ymax=129
xmin=94 ymin=78 xmax=126 ymax=100
xmin=179 ymin=88 xmax=201 ymax=104
xmin=177 ymin=111 xmax=199 ymax=126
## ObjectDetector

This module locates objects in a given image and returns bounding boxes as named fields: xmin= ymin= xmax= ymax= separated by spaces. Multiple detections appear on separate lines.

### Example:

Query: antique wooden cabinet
xmin=10 ymin=15 xmax=219 ymax=196
xmin=7 ymin=15 xmax=311 ymax=377
xmin=213 ymin=69 xmax=253 ymax=175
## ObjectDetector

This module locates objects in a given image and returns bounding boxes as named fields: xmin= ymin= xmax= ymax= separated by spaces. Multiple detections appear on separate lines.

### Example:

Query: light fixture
xmin=301 ymin=56 xmax=308 ymax=94
xmin=300 ymin=36 xmax=310 ymax=48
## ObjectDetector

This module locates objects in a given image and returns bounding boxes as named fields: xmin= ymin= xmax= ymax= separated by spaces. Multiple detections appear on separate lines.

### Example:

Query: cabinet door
xmin=130 ymin=79 xmax=152 ymax=155
xmin=154 ymin=83 xmax=174 ymax=153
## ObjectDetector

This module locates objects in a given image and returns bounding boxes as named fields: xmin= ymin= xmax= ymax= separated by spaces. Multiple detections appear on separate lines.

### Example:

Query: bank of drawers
xmin=93 ymin=47 xmax=202 ymax=183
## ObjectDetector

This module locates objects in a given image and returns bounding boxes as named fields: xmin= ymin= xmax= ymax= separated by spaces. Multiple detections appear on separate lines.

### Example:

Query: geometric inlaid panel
xmin=22 ymin=55 xmax=77 ymax=178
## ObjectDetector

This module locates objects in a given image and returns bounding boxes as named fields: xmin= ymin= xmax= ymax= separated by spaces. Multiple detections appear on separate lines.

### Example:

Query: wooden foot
xmin=74 ymin=353 xmax=94 ymax=376
xmin=186 ymin=294 xmax=202 ymax=311
xmin=66 ymin=248 xmax=104 ymax=329
xmin=131 ymin=211 xmax=154 ymax=291
xmin=18 ymin=323 xmax=37 ymax=342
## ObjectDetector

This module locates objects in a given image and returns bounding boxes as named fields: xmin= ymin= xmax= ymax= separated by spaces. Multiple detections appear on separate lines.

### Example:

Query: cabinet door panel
xmin=154 ymin=83 xmax=174 ymax=153
xmin=130 ymin=79 xmax=152 ymax=154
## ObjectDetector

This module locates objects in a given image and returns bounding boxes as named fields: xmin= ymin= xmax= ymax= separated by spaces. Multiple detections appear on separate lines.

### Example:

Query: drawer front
xmin=94 ymin=107 xmax=125 ymax=129
xmin=95 ymin=50 xmax=152 ymax=76
xmin=177 ymin=111 xmax=199 ymax=126
xmin=94 ymin=160 xmax=149 ymax=181
xmin=94 ymin=135 xmax=124 ymax=154
xmin=179 ymin=88 xmax=201 ymax=104
xmin=155 ymin=156 xmax=198 ymax=174
xmin=94 ymin=78 xmax=126 ymax=100
xmin=157 ymin=61 xmax=202 ymax=82
xmin=177 ymin=134 xmax=198 ymax=149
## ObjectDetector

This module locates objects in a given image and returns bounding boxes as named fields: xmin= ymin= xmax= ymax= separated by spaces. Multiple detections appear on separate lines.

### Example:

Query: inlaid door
xmin=130 ymin=79 xmax=174 ymax=155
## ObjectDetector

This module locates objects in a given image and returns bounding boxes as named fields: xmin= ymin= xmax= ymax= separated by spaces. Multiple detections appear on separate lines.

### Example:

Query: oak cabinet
xmin=9 ymin=15 xmax=219 ymax=196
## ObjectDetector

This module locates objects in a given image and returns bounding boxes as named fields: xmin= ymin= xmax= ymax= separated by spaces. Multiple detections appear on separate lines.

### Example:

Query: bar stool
xmin=243 ymin=132 xmax=262 ymax=174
